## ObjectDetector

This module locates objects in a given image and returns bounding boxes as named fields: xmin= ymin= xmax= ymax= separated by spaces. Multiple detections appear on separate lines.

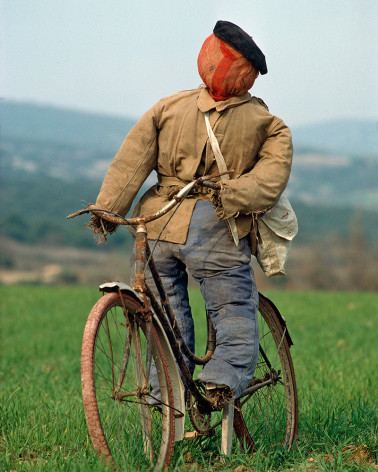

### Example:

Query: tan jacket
xmin=96 ymin=86 xmax=293 ymax=244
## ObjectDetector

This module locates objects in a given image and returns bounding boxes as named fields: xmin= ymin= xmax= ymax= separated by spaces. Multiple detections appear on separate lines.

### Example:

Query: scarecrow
xmin=90 ymin=20 xmax=293 ymax=406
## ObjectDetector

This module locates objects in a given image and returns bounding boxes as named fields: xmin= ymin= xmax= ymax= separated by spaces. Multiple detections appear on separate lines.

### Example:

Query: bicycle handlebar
xmin=66 ymin=172 xmax=228 ymax=226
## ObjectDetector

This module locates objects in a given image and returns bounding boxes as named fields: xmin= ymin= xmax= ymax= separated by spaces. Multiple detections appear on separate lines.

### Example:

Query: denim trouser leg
xmin=130 ymin=200 xmax=259 ymax=399
xmin=196 ymin=264 xmax=259 ymax=398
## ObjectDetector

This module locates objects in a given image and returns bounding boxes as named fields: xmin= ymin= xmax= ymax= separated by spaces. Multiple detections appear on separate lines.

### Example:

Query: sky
xmin=1 ymin=0 xmax=377 ymax=127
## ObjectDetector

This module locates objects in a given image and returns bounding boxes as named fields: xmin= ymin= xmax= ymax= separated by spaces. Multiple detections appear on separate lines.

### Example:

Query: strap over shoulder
xmin=204 ymin=112 xmax=239 ymax=246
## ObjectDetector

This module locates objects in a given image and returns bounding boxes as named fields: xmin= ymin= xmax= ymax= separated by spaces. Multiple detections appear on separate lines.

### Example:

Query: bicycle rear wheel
xmin=234 ymin=293 xmax=298 ymax=451
xmin=81 ymin=292 xmax=175 ymax=472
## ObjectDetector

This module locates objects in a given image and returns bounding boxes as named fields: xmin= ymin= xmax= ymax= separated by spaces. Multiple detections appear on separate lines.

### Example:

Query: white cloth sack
xmin=256 ymin=192 xmax=298 ymax=277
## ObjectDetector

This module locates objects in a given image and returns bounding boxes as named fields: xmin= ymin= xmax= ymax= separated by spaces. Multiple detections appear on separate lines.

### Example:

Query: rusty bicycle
xmin=67 ymin=174 xmax=298 ymax=471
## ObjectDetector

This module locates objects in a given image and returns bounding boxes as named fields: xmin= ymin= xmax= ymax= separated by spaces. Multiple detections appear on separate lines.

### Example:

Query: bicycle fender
xmin=99 ymin=281 xmax=144 ymax=302
xmin=258 ymin=292 xmax=294 ymax=347
xmin=98 ymin=281 xmax=186 ymax=441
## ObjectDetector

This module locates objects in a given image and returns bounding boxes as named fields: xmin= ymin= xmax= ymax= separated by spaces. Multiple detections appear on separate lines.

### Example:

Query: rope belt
xmin=157 ymin=175 xmax=215 ymax=196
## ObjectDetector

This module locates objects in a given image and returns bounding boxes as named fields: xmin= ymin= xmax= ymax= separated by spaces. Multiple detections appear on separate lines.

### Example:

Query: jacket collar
xmin=197 ymin=87 xmax=251 ymax=113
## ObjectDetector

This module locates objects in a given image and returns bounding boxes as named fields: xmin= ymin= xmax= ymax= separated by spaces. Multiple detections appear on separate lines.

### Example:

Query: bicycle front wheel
xmin=81 ymin=292 xmax=175 ymax=472
xmin=234 ymin=293 xmax=298 ymax=451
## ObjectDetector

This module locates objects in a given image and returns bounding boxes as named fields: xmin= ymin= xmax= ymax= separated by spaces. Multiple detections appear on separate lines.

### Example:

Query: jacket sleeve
xmin=95 ymin=104 xmax=160 ymax=217
xmin=217 ymin=117 xmax=293 ymax=218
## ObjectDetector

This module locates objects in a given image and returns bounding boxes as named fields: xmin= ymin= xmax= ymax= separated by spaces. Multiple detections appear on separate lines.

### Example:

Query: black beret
xmin=213 ymin=20 xmax=268 ymax=75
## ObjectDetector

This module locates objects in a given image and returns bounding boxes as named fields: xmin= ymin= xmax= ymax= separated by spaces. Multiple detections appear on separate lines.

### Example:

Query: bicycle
xmin=67 ymin=174 xmax=298 ymax=471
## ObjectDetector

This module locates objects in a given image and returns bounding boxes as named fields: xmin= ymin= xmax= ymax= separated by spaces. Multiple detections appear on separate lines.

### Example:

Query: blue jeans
xmin=131 ymin=200 xmax=259 ymax=399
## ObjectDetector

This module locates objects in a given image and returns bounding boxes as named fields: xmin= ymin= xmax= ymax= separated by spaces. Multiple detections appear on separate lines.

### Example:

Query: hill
xmin=0 ymin=101 xmax=135 ymax=151
xmin=1 ymin=101 xmax=377 ymax=249
xmin=1 ymin=102 xmax=377 ymax=290
xmin=2 ymin=100 xmax=377 ymax=157
xmin=292 ymin=120 xmax=378 ymax=157
xmin=2 ymin=101 xmax=377 ymax=209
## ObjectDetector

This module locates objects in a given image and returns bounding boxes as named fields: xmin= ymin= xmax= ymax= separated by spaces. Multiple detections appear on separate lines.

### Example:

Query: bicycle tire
xmin=233 ymin=294 xmax=298 ymax=451
xmin=81 ymin=292 xmax=175 ymax=472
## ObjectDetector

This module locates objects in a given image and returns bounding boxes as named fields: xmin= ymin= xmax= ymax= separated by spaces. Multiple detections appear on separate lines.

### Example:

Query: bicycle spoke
xmin=95 ymin=339 xmax=123 ymax=373
xmin=115 ymin=331 xmax=132 ymax=391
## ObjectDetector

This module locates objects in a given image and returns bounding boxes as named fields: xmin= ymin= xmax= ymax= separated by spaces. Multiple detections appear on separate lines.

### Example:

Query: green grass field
xmin=1 ymin=286 xmax=377 ymax=471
